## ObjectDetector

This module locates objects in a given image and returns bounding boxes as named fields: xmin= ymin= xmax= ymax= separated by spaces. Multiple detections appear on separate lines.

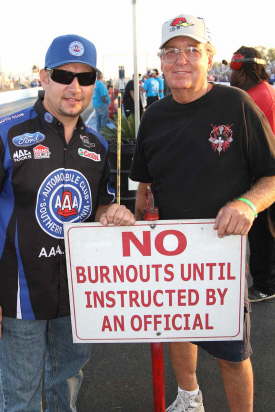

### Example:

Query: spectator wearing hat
xmin=131 ymin=13 xmax=275 ymax=412
xmin=230 ymin=46 xmax=275 ymax=303
xmin=0 ymin=34 xmax=135 ymax=411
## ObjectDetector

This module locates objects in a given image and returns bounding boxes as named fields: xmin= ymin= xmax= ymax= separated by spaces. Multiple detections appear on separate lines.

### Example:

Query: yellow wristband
xmin=237 ymin=197 xmax=258 ymax=217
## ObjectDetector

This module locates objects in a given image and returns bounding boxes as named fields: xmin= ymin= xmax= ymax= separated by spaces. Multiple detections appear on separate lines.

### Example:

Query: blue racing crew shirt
xmin=0 ymin=96 xmax=115 ymax=320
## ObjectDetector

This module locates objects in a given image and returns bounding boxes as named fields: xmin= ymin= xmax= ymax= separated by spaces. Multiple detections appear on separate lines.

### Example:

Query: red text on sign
xmin=122 ymin=230 xmax=187 ymax=256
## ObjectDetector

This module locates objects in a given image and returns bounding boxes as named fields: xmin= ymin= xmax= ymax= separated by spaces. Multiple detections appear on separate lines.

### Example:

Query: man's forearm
xmin=240 ymin=175 xmax=275 ymax=213
xmin=214 ymin=175 xmax=275 ymax=237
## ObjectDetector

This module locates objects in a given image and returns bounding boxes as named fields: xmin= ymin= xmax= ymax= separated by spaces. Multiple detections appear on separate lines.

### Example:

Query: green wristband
xmin=237 ymin=197 xmax=258 ymax=217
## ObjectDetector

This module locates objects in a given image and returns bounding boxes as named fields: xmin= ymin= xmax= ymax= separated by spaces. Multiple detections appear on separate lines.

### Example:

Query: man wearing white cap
xmin=0 ymin=34 xmax=135 ymax=411
xmin=131 ymin=14 xmax=275 ymax=412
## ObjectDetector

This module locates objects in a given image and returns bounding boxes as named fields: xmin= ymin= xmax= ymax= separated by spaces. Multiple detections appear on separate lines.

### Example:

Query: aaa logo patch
xmin=35 ymin=168 xmax=92 ymax=239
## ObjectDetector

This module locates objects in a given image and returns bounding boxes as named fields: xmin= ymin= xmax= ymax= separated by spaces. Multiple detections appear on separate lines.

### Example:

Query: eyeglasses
xmin=158 ymin=46 xmax=202 ymax=64
xmin=46 ymin=68 xmax=96 ymax=86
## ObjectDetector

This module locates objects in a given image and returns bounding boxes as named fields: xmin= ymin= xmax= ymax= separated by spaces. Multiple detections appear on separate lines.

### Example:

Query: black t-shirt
xmin=130 ymin=84 xmax=275 ymax=219
xmin=123 ymin=80 xmax=135 ymax=110
xmin=123 ymin=79 xmax=143 ymax=112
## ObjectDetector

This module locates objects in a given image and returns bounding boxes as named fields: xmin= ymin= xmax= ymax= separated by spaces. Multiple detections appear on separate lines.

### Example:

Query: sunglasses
xmin=47 ymin=68 xmax=96 ymax=86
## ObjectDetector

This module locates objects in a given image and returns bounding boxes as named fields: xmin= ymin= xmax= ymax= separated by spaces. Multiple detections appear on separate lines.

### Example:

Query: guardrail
xmin=0 ymin=88 xmax=41 ymax=105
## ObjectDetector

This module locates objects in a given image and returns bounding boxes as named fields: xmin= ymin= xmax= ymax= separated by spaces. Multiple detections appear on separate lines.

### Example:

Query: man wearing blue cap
xmin=0 ymin=34 xmax=135 ymax=411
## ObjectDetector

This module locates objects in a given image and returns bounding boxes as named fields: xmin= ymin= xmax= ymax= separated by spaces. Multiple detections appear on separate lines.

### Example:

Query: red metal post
xmin=150 ymin=343 xmax=166 ymax=412
xmin=144 ymin=185 xmax=166 ymax=412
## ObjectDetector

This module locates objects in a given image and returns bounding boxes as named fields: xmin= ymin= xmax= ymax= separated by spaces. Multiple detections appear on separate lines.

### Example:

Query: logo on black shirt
xmin=35 ymin=168 xmax=92 ymax=239
xmin=12 ymin=132 xmax=45 ymax=147
xmin=13 ymin=149 xmax=32 ymax=162
xmin=80 ymin=134 xmax=95 ymax=148
xmin=208 ymin=124 xmax=233 ymax=155
xmin=78 ymin=148 xmax=101 ymax=162
xmin=33 ymin=145 xmax=51 ymax=159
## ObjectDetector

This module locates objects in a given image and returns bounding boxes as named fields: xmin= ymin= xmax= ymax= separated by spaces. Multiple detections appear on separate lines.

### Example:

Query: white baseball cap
xmin=160 ymin=14 xmax=211 ymax=48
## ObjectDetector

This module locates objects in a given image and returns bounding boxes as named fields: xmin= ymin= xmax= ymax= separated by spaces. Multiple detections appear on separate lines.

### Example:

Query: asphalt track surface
xmin=1 ymin=98 xmax=275 ymax=412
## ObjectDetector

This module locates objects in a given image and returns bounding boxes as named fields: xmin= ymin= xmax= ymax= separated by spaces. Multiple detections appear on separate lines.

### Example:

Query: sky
xmin=0 ymin=0 xmax=274 ymax=79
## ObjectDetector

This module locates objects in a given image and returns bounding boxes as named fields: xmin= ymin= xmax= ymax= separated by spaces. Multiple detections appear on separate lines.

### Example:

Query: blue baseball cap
xmin=45 ymin=34 xmax=97 ymax=70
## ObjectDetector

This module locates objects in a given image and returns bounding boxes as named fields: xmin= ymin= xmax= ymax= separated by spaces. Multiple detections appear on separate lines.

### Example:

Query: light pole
xmin=132 ymin=0 xmax=140 ymax=138
xmin=132 ymin=3 xmax=166 ymax=409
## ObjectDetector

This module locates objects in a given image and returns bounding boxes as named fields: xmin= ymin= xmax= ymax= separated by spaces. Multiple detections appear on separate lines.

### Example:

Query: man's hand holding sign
xmin=96 ymin=203 xmax=136 ymax=226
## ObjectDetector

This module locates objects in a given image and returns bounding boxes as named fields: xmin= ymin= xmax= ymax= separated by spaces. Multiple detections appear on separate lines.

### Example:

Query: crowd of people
xmin=0 ymin=11 xmax=274 ymax=412
xmin=95 ymin=61 xmax=275 ymax=133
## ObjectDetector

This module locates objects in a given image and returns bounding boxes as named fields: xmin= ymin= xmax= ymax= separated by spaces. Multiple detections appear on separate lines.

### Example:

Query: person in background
xmin=130 ymin=13 xmax=275 ymax=412
xmin=152 ymin=68 xmax=165 ymax=98
xmin=140 ymin=74 xmax=148 ymax=108
xmin=0 ymin=34 xmax=135 ymax=412
xmin=107 ymin=82 xmax=118 ymax=120
xmin=230 ymin=46 xmax=275 ymax=302
xmin=92 ymin=71 xmax=110 ymax=132
xmin=142 ymin=70 xmax=159 ymax=107
xmin=123 ymin=74 xmax=143 ymax=119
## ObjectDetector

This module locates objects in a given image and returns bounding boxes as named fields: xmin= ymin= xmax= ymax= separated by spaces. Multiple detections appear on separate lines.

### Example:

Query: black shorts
xmin=194 ymin=305 xmax=252 ymax=362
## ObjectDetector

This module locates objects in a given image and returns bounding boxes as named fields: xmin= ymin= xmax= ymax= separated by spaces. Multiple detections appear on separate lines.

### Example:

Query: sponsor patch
xmin=69 ymin=41 xmax=84 ymax=56
xmin=13 ymin=149 xmax=32 ymax=162
xmin=35 ymin=168 xmax=92 ymax=239
xmin=80 ymin=134 xmax=95 ymax=148
xmin=12 ymin=132 xmax=45 ymax=147
xmin=38 ymin=244 xmax=64 ymax=258
xmin=78 ymin=147 xmax=101 ymax=162
xmin=44 ymin=112 xmax=54 ymax=123
xmin=33 ymin=145 xmax=51 ymax=159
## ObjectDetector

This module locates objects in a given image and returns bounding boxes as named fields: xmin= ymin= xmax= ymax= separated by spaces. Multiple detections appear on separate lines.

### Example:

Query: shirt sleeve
xmin=97 ymin=155 xmax=115 ymax=205
xmin=0 ymin=137 xmax=5 ymax=191
xmin=241 ymin=94 xmax=275 ymax=180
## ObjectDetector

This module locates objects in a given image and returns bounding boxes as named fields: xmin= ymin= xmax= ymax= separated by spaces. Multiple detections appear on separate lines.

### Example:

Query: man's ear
xmin=39 ymin=69 xmax=50 ymax=87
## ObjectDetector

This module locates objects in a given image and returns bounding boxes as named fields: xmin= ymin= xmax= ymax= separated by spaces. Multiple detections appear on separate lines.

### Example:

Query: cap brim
xmin=160 ymin=34 xmax=207 ymax=49
xmin=46 ymin=59 xmax=97 ymax=71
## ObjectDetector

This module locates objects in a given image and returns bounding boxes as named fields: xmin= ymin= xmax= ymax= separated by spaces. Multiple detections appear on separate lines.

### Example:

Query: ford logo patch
xmin=12 ymin=132 xmax=45 ymax=147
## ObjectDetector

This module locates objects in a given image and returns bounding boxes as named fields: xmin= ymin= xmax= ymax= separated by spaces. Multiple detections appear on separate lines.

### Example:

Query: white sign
xmin=64 ymin=220 xmax=246 ymax=343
